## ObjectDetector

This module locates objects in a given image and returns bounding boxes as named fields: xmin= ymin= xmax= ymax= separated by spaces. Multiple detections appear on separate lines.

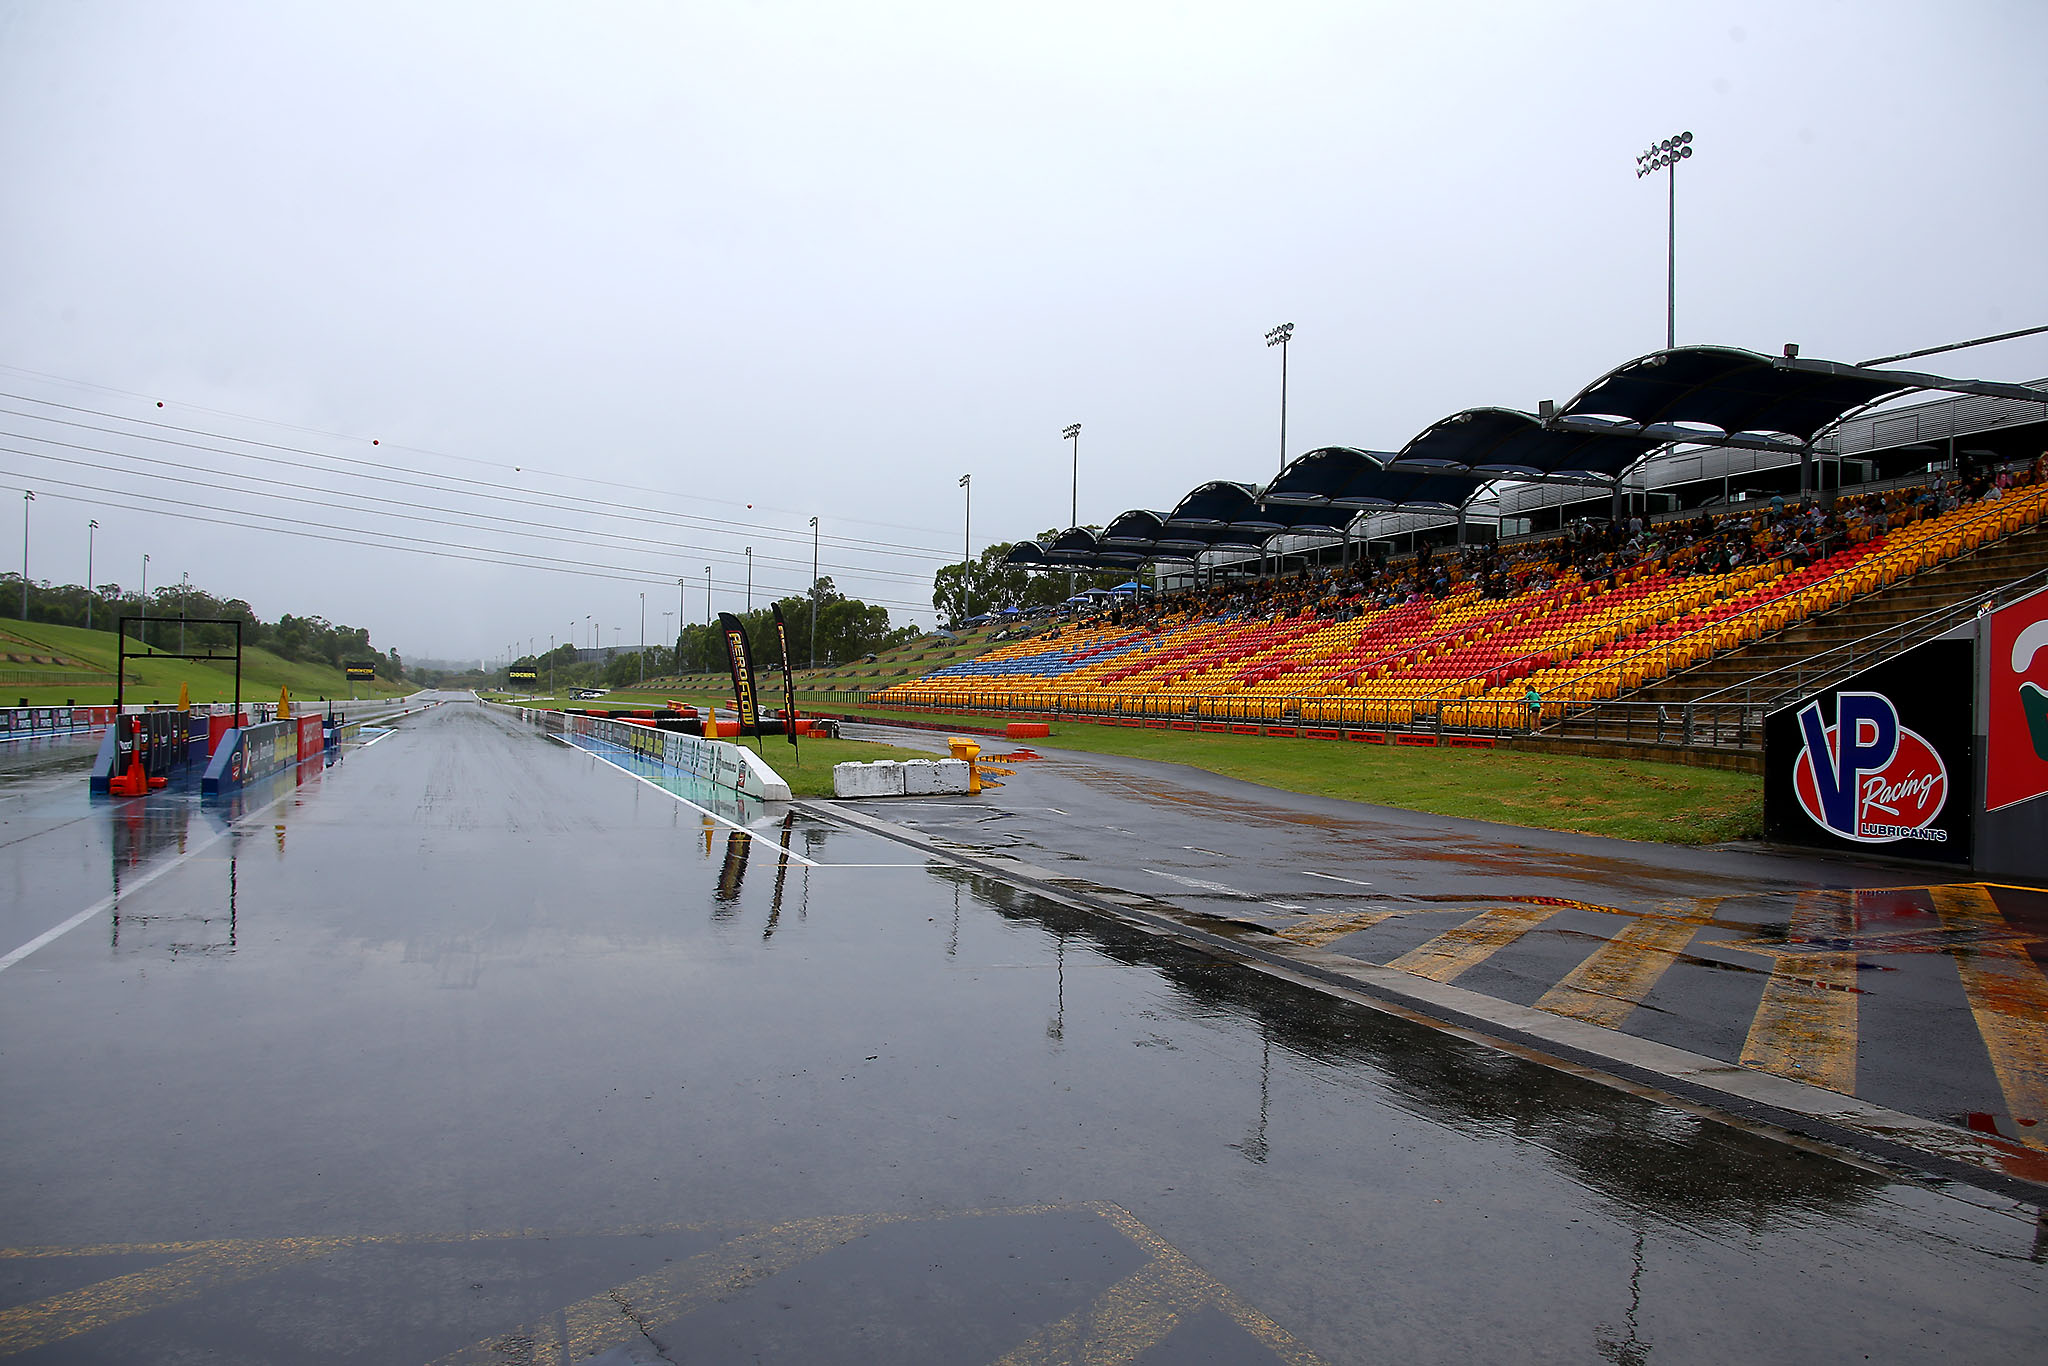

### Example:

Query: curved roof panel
xmin=1002 ymin=540 xmax=1051 ymax=568
xmin=1100 ymin=510 xmax=1169 ymax=547
xmin=1560 ymin=345 xmax=1910 ymax=443
xmin=1164 ymin=481 xmax=1261 ymax=528
xmin=1389 ymin=407 xmax=1664 ymax=482
xmin=1267 ymin=446 xmax=1488 ymax=512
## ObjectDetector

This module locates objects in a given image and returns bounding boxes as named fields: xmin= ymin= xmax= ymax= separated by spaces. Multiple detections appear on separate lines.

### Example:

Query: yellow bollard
xmin=948 ymin=736 xmax=982 ymax=793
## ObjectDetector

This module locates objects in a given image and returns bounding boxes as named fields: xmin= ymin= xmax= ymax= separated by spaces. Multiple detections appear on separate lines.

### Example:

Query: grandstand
xmin=876 ymin=342 xmax=2048 ymax=754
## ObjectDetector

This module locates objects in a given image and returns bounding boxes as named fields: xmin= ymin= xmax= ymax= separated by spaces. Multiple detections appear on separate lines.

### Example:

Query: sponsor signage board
xmin=507 ymin=666 xmax=539 ymax=684
xmin=345 ymin=662 xmax=378 ymax=680
xmin=1764 ymin=636 xmax=1973 ymax=863
xmin=1986 ymin=586 xmax=2048 ymax=813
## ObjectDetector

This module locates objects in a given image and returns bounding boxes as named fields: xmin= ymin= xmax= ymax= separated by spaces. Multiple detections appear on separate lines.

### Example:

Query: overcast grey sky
xmin=3 ymin=0 xmax=2043 ymax=662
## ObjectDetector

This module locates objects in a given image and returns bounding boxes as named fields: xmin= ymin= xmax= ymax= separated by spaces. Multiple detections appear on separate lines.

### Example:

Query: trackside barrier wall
xmin=202 ymin=719 xmax=307 ymax=795
xmin=510 ymin=705 xmax=792 ymax=802
xmin=2 ymin=704 xmax=117 ymax=738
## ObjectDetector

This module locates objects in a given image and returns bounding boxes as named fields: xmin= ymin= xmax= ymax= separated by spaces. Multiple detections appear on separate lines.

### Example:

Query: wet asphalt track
xmin=0 ymin=699 xmax=2043 ymax=1363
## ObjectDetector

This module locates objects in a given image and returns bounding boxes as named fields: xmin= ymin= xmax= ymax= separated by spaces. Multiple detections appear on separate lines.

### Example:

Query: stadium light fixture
xmin=704 ymin=566 xmax=712 ymax=624
xmin=745 ymin=547 xmax=753 ymax=613
xmin=86 ymin=519 xmax=98 ymax=631
xmin=1264 ymin=324 xmax=1294 ymax=475
xmin=1634 ymin=130 xmax=1694 ymax=350
xmin=808 ymin=516 xmax=820 ymax=668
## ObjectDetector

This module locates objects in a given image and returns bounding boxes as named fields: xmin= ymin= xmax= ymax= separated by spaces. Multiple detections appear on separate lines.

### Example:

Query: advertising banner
xmin=771 ymin=603 xmax=799 ymax=755
xmin=718 ymin=612 xmax=762 ymax=735
xmin=345 ymin=662 xmax=378 ymax=680
xmin=507 ymin=666 xmax=539 ymax=685
xmin=1764 ymin=636 xmax=1973 ymax=863
xmin=1986 ymin=586 xmax=2048 ymax=813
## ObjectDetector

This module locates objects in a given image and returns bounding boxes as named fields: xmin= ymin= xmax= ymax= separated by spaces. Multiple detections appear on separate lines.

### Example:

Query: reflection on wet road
xmin=0 ymin=702 xmax=2042 ymax=1362
xmin=840 ymin=746 xmax=2048 ymax=1169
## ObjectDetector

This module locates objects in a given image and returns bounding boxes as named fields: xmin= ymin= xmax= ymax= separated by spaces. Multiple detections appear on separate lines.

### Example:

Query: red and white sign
xmin=1987 ymin=586 xmax=2048 ymax=812
xmin=1791 ymin=695 xmax=1950 ymax=843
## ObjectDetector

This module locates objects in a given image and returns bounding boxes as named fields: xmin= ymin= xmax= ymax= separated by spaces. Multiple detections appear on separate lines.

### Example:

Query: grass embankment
xmin=0 ymin=620 xmax=408 ymax=706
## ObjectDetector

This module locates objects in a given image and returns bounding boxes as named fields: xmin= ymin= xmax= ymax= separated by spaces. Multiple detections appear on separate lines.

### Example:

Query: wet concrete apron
xmin=0 ymin=701 xmax=2042 ymax=1363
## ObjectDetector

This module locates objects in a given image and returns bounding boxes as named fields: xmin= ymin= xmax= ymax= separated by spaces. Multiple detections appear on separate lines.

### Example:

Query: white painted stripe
xmin=1302 ymin=871 xmax=1374 ymax=887
xmin=1142 ymin=867 xmax=1302 ymax=911
xmin=563 ymin=739 xmax=818 ymax=867
xmin=0 ymin=782 xmax=299 ymax=976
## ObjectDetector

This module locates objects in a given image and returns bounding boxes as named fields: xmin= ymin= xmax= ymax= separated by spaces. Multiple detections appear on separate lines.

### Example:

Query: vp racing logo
xmin=1791 ymin=691 xmax=1948 ymax=844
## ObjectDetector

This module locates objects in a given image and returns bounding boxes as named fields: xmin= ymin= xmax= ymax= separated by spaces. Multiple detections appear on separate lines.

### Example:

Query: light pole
xmin=1635 ymin=130 xmax=1694 ymax=350
xmin=744 ymin=547 xmax=753 ymax=613
xmin=86 ymin=519 xmax=97 ymax=631
xmin=661 ymin=611 xmax=672 ymax=672
xmin=958 ymin=473 xmax=972 ymax=622
xmin=1264 ymin=323 xmax=1294 ymax=475
xmin=585 ymin=615 xmax=592 ymax=655
xmin=1062 ymin=424 xmax=1082 ymax=598
xmin=638 ymin=592 xmax=645 ymax=686
xmin=677 ymin=576 xmax=687 ymax=649
xmin=140 ymin=552 xmax=150 ymax=646
xmin=808 ymin=516 xmax=820 ymax=669
xmin=704 ymin=566 xmax=713 ymax=624
xmin=549 ymin=634 xmax=555 ymax=694
xmin=19 ymin=490 xmax=31 ymax=620
xmin=179 ymin=571 xmax=188 ymax=654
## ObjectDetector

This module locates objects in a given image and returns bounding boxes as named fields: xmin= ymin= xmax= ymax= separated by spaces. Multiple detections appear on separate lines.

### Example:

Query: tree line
xmin=0 ymin=572 xmax=406 ymax=679
xmin=498 ymin=578 xmax=919 ymax=690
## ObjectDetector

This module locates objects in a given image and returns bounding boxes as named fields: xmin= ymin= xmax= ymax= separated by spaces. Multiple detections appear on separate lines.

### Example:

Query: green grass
xmin=737 ymin=735 xmax=940 ymax=798
xmin=770 ymin=702 xmax=1762 ymax=845
xmin=0 ymin=620 xmax=409 ymax=706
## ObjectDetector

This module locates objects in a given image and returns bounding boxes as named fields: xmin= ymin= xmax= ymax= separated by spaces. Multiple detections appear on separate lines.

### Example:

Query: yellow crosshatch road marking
xmin=1930 ymin=884 xmax=2048 ymax=1150
xmin=1271 ymin=910 xmax=1403 ymax=947
xmin=1536 ymin=914 xmax=1704 ymax=1027
xmin=1739 ymin=891 xmax=1859 ymax=1094
xmin=993 ymin=1205 xmax=1322 ymax=1366
xmin=1385 ymin=905 xmax=1561 ymax=983
xmin=0 ymin=1204 xmax=1322 ymax=1366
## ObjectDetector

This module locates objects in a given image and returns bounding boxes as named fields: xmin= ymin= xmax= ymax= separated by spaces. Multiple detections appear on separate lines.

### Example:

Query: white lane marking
xmin=0 ymin=782 xmax=300 ymax=976
xmin=1142 ymin=868 xmax=1303 ymax=912
xmin=1045 ymin=807 xmax=1069 ymax=815
xmin=1303 ymin=871 xmax=1374 ymax=887
xmin=562 ymin=739 xmax=818 ymax=867
xmin=1182 ymin=845 xmax=1227 ymax=857
xmin=356 ymin=729 xmax=397 ymax=748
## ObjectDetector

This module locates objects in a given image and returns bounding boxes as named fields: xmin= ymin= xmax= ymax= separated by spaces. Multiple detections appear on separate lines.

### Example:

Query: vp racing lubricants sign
xmin=1764 ymin=636 xmax=1972 ymax=864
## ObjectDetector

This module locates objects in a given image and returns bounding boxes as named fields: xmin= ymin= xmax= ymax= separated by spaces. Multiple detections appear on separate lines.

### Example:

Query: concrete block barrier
xmin=834 ymin=760 xmax=906 ymax=797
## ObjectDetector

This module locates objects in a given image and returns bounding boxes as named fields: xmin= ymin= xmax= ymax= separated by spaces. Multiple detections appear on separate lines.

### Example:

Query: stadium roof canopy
xmin=1266 ymin=446 xmax=1489 ymax=512
xmin=1000 ymin=343 xmax=2048 ymax=576
xmin=1551 ymin=345 xmax=1902 ymax=450
xmin=1386 ymin=407 xmax=1669 ymax=482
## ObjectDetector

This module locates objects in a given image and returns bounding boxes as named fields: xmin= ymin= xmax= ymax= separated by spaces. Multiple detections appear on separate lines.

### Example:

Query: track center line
xmin=0 ymin=779 xmax=303 ymax=976
xmin=1302 ymin=871 xmax=1374 ymax=887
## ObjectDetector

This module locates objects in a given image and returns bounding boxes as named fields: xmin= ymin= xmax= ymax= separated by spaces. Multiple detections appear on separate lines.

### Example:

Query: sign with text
xmin=507 ymin=666 xmax=539 ymax=684
xmin=718 ymin=613 xmax=762 ymax=735
xmin=345 ymin=662 xmax=378 ymax=681
xmin=1764 ymin=636 xmax=1973 ymax=863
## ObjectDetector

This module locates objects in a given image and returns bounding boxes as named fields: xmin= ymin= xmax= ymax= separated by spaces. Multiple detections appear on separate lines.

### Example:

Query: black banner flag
xmin=717 ymin=612 xmax=763 ymax=736
xmin=771 ymin=603 xmax=800 ymax=758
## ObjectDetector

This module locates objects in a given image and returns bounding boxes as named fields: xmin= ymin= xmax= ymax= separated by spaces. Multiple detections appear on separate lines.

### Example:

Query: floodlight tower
xmin=19 ymin=490 xmax=32 ymax=619
xmin=1635 ymin=130 xmax=1695 ymax=350
xmin=1062 ymin=424 xmax=1082 ymax=598
xmin=85 ymin=519 xmax=98 ymax=631
xmin=958 ymin=474 xmax=972 ymax=622
xmin=1264 ymin=324 xmax=1294 ymax=475
xmin=808 ymin=516 xmax=820 ymax=669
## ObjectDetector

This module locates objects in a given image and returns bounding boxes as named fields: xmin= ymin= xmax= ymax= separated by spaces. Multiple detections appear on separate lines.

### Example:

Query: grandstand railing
xmin=1692 ymin=561 xmax=2048 ymax=713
